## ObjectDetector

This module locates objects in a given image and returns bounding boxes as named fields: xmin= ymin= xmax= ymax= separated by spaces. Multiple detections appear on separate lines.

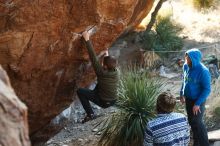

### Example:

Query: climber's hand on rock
xmin=97 ymin=50 xmax=108 ymax=58
xmin=82 ymin=31 xmax=89 ymax=41
xmin=105 ymin=49 xmax=109 ymax=56
xmin=100 ymin=50 xmax=109 ymax=57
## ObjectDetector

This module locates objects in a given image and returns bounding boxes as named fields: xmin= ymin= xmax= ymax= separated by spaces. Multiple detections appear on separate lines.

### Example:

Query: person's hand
xmin=98 ymin=49 xmax=108 ymax=58
xmin=180 ymin=96 xmax=185 ymax=104
xmin=100 ymin=50 xmax=108 ymax=56
xmin=105 ymin=49 xmax=109 ymax=56
xmin=193 ymin=105 xmax=201 ymax=115
xmin=99 ymin=51 xmax=106 ymax=57
xmin=82 ymin=31 xmax=89 ymax=41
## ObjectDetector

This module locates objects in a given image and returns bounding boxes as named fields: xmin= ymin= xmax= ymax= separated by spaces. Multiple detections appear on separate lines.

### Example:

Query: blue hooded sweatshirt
xmin=180 ymin=48 xmax=211 ymax=106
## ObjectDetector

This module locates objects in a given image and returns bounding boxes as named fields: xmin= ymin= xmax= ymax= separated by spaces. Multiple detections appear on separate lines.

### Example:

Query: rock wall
xmin=0 ymin=0 xmax=154 ymax=138
xmin=0 ymin=66 xmax=30 ymax=146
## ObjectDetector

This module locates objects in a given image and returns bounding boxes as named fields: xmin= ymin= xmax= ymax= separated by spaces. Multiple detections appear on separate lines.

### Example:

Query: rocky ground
xmin=43 ymin=0 xmax=220 ymax=146
xmin=45 ymin=103 xmax=117 ymax=146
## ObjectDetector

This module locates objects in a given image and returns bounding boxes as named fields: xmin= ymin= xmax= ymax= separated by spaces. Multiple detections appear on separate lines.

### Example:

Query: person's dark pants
xmin=77 ymin=88 xmax=116 ymax=116
xmin=185 ymin=99 xmax=209 ymax=146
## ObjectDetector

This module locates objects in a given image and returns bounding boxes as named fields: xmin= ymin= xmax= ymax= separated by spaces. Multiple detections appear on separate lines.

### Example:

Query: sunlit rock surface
xmin=0 ymin=0 xmax=154 ymax=139
xmin=0 ymin=66 xmax=30 ymax=146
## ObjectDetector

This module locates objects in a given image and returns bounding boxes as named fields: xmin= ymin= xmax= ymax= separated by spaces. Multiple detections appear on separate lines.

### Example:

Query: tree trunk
xmin=145 ymin=0 xmax=167 ymax=34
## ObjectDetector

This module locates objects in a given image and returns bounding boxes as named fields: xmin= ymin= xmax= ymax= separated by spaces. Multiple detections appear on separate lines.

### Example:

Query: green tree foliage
xmin=193 ymin=0 xmax=214 ymax=9
xmin=141 ymin=15 xmax=183 ymax=57
xmin=98 ymin=67 xmax=163 ymax=146
xmin=214 ymin=107 xmax=220 ymax=119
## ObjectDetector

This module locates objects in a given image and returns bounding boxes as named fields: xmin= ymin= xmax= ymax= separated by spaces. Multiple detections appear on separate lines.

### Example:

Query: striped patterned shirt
xmin=144 ymin=112 xmax=190 ymax=146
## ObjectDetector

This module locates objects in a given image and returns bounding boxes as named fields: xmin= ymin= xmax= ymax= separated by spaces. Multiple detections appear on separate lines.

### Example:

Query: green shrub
xmin=141 ymin=16 xmax=183 ymax=57
xmin=214 ymin=107 xmax=220 ymax=119
xmin=98 ymin=67 xmax=163 ymax=146
xmin=193 ymin=0 xmax=214 ymax=9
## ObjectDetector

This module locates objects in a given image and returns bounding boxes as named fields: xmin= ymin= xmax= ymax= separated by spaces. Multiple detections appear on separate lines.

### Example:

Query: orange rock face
xmin=0 ymin=66 xmax=30 ymax=146
xmin=0 ymin=0 xmax=154 ymax=137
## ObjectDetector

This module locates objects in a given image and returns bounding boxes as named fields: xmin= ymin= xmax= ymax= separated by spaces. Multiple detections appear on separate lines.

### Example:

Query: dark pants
xmin=185 ymin=99 xmax=209 ymax=146
xmin=77 ymin=88 xmax=116 ymax=116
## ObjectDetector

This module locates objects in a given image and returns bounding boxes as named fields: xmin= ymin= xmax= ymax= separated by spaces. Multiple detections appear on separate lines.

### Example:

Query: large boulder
xmin=0 ymin=0 xmax=154 ymax=138
xmin=0 ymin=66 xmax=30 ymax=146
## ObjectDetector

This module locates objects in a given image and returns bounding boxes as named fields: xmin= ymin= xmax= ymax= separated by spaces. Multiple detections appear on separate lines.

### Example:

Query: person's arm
xmin=82 ymin=31 xmax=103 ymax=75
xmin=143 ymin=126 xmax=153 ymax=146
xmin=180 ymin=81 xmax=184 ymax=97
xmin=180 ymin=64 xmax=188 ymax=103
xmin=86 ymin=50 xmax=108 ymax=68
xmin=195 ymin=69 xmax=211 ymax=106
xmin=180 ymin=84 xmax=185 ymax=104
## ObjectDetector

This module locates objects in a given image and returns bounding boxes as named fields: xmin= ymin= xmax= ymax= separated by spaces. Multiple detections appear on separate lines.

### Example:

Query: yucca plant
xmin=98 ymin=67 xmax=163 ymax=146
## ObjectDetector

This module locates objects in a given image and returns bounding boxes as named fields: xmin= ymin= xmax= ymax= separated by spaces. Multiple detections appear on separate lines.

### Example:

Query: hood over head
xmin=185 ymin=48 xmax=202 ymax=68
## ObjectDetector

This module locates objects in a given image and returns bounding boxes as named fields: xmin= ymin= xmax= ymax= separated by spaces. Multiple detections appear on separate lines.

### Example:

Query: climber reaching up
xmin=77 ymin=30 xmax=120 ymax=123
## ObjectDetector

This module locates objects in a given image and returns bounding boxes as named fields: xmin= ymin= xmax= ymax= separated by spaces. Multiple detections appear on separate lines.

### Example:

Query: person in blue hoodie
xmin=180 ymin=48 xmax=211 ymax=146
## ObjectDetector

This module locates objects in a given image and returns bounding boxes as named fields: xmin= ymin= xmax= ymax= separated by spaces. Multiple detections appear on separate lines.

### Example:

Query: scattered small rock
xmin=92 ymin=128 xmax=99 ymax=132
xmin=95 ymin=132 xmax=102 ymax=135
xmin=78 ymin=138 xmax=84 ymax=142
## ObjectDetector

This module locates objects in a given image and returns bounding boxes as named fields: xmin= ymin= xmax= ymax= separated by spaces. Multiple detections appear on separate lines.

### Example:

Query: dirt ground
xmin=44 ymin=0 xmax=220 ymax=146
